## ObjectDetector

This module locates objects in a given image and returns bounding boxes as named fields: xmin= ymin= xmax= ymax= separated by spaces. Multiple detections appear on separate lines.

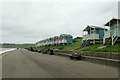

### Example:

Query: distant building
xmin=35 ymin=34 xmax=73 ymax=47
xmin=81 ymin=25 xmax=107 ymax=47
xmin=103 ymin=18 xmax=120 ymax=45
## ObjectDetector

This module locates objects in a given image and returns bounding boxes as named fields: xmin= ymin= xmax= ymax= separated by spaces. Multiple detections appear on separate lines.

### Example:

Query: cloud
xmin=2 ymin=1 xmax=118 ymax=43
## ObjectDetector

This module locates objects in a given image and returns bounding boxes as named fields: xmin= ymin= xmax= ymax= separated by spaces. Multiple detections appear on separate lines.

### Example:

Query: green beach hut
xmin=104 ymin=18 xmax=120 ymax=45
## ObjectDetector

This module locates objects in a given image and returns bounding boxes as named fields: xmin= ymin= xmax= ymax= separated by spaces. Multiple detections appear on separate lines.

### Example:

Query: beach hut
xmin=104 ymin=18 xmax=120 ymax=45
xmin=45 ymin=38 xmax=49 ymax=46
xmin=35 ymin=41 xmax=40 ymax=47
xmin=48 ymin=38 xmax=52 ymax=46
xmin=51 ymin=37 xmax=54 ymax=46
xmin=35 ymin=40 xmax=43 ymax=47
xmin=55 ymin=36 xmax=60 ymax=46
xmin=35 ymin=34 xmax=73 ymax=47
xmin=82 ymin=25 xmax=107 ymax=46
xmin=60 ymin=34 xmax=73 ymax=45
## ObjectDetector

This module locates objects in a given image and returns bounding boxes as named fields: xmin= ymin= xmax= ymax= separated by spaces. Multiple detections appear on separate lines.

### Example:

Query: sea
xmin=0 ymin=48 xmax=16 ymax=54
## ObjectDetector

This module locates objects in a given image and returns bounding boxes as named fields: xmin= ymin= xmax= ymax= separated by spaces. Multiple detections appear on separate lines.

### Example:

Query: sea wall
xmin=54 ymin=50 xmax=120 ymax=67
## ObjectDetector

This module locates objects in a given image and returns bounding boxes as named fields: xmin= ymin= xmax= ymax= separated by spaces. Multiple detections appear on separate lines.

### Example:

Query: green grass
xmin=95 ymin=44 xmax=120 ymax=52
xmin=76 ymin=44 xmax=103 ymax=52
xmin=75 ymin=43 xmax=120 ymax=52
xmin=33 ymin=38 xmax=120 ymax=52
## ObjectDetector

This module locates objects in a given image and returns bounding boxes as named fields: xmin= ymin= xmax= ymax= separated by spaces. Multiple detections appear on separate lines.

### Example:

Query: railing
xmin=103 ymin=30 xmax=110 ymax=44
xmin=104 ymin=30 xmax=110 ymax=39
xmin=80 ymin=39 xmax=82 ymax=46
xmin=62 ymin=39 xmax=67 ymax=43
xmin=83 ymin=33 xmax=99 ymax=40
xmin=112 ymin=30 xmax=119 ymax=45
xmin=81 ymin=34 xmax=90 ymax=46
xmin=81 ymin=34 xmax=98 ymax=47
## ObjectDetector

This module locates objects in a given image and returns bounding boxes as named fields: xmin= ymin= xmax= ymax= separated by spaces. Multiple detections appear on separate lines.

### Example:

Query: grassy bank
xmin=34 ymin=37 xmax=120 ymax=52
xmin=1 ymin=43 xmax=35 ymax=48
xmin=76 ymin=44 xmax=120 ymax=52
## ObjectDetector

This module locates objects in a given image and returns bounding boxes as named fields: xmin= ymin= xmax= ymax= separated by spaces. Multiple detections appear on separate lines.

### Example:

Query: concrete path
xmin=2 ymin=49 xmax=118 ymax=78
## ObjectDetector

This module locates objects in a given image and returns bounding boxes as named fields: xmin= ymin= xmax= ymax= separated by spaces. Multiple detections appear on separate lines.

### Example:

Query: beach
xmin=0 ymin=48 xmax=16 ymax=54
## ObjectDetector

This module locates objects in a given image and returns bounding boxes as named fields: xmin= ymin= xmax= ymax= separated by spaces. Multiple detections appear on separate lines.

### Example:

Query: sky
xmin=0 ymin=0 xmax=119 ymax=44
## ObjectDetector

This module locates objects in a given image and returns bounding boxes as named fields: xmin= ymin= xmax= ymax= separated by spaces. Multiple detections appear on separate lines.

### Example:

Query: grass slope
xmin=34 ymin=37 xmax=120 ymax=52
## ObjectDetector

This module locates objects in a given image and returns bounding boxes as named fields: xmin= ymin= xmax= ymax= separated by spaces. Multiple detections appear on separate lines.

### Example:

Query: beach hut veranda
xmin=81 ymin=25 xmax=107 ymax=47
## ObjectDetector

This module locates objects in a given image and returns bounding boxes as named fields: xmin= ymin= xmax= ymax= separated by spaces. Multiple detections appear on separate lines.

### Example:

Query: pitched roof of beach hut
xmin=104 ymin=18 xmax=120 ymax=26
xmin=83 ymin=25 xmax=107 ymax=31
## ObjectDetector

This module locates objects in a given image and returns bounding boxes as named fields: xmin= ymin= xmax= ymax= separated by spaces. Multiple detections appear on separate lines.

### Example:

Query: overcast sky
xmin=1 ymin=0 xmax=119 ymax=44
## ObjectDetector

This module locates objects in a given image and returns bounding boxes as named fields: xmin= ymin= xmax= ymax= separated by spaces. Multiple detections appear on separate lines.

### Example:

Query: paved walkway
xmin=2 ymin=49 xmax=118 ymax=78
